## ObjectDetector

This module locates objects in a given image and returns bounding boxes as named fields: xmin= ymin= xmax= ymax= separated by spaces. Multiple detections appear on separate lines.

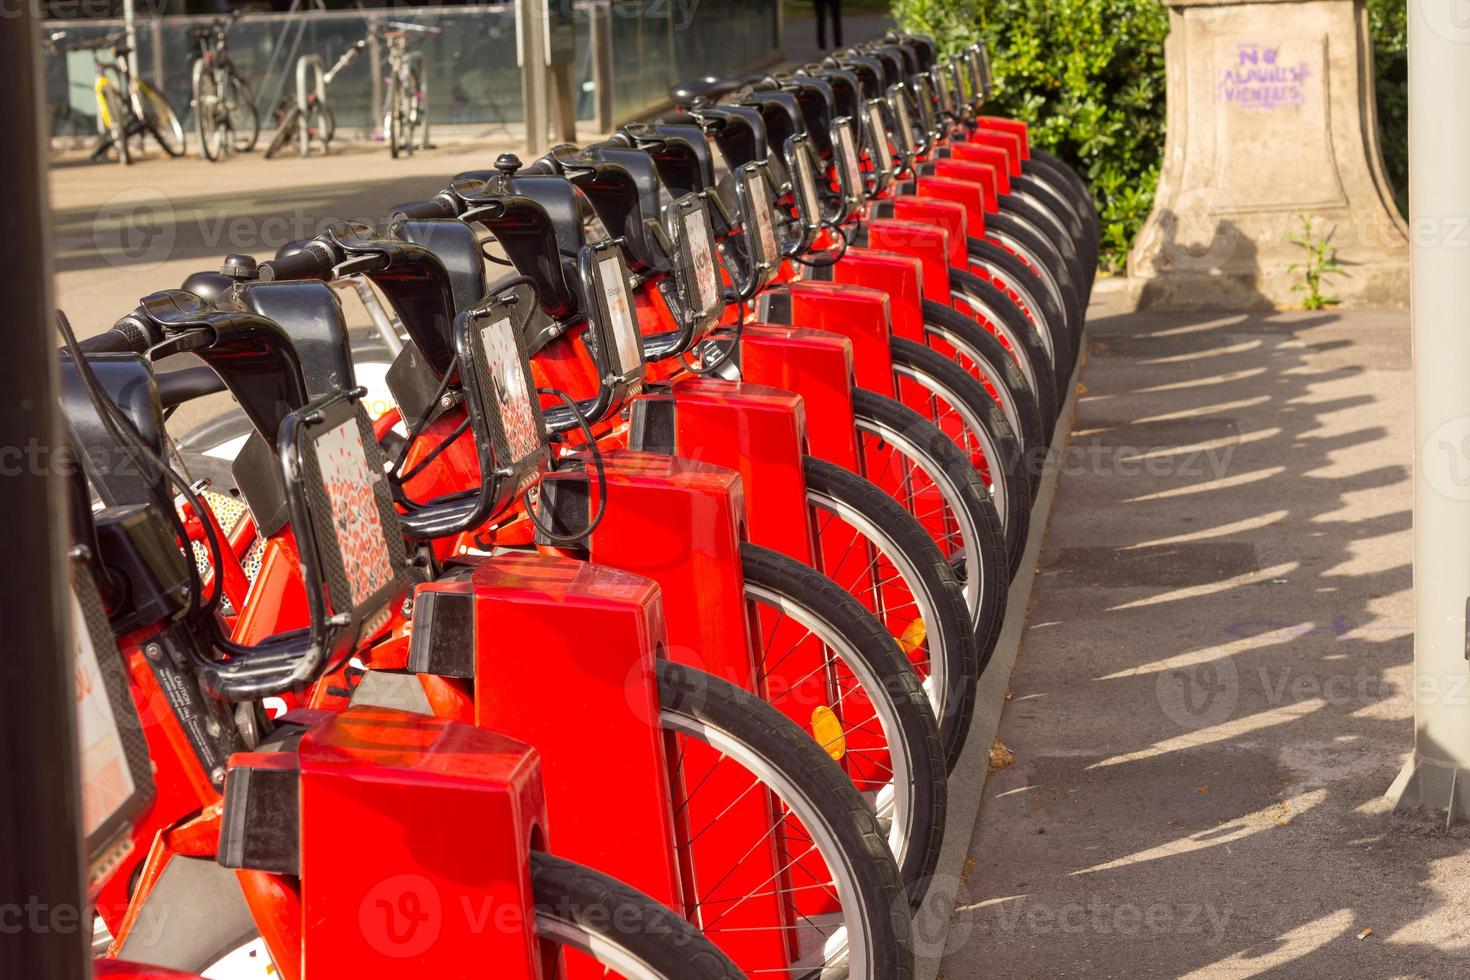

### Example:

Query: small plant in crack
xmin=1287 ymin=216 xmax=1345 ymax=310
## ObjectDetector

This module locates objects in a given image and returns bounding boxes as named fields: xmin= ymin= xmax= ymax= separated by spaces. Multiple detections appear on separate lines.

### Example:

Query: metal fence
xmin=42 ymin=0 xmax=780 ymax=144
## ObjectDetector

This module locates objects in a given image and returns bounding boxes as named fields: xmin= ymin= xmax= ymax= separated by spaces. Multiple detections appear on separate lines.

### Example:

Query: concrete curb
xmin=912 ymin=351 xmax=1084 ymax=978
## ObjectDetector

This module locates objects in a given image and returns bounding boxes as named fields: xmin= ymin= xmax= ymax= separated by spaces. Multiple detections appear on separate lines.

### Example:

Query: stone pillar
xmin=1127 ymin=0 xmax=1408 ymax=309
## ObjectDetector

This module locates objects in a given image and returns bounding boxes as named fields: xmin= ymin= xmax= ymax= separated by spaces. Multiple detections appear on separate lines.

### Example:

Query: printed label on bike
xmin=836 ymin=123 xmax=864 ymax=203
xmin=313 ymin=417 xmax=396 ymax=608
xmin=893 ymin=96 xmax=916 ymax=156
xmin=73 ymin=586 xmax=136 ymax=840
xmin=746 ymin=172 xmax=779 ymax=266
xmin=967 ymin=48 xmax=986 ymax=99
xmin=933 ymin=71 xmax=952 ymax=114
xmin=478 ymin=316 xmax=542 ymax=464
xmin=683 ymin=207 xmax=719 ymax=314
xmin=795 ymin=148 xmax=821 ymax=225
xmin=866 ymin=103 xmax=893 ymax=178
xmin=598 ymin=253 xmax=642 ymax=373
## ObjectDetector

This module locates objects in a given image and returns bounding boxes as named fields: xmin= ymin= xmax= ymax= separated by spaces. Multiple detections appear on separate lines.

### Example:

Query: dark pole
xmin=0 ymin=7 xmax=88 ymax=980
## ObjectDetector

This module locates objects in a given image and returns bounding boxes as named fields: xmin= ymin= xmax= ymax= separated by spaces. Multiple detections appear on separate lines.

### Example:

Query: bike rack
xmin=294 ymin=53 xmax=325 ymax=157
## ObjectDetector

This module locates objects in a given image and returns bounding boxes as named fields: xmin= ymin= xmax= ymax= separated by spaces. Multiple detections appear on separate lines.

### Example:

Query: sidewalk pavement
xmin=937 ymin=288 xmax=1470 ymax=978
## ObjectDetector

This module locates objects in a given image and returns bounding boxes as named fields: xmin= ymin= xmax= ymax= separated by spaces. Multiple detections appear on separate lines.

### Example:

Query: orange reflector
xmin=811 ymin=705 xmax=846 ymax=761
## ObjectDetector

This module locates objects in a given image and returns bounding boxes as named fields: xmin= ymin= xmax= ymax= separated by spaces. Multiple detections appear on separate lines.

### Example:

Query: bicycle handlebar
xmin=391 ymin=196 xmax=460 ymax=221
xmin=75 ymin=314 xmax=158 ymax=355
xmin=68 ymin=32 xmax=127 ymax=53
xmin=256 ymin=241 xmax=336 ymax=282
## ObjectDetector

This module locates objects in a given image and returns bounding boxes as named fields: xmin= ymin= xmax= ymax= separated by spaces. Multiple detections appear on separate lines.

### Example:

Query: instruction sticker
xmin=866 ymin=104 xmax=893 ymax=178
xmin=683 ymin=207 xmax=719 ymax=314
xmin=747 ymin=172 xmax=779 ymax=265
xmin=598 ymin=252 xmax=642 ymax=373
xmin=314 ymin=417 xmax=395 ymax=608
xmin=836 ymin=123 xmax=864 ymax=202
xmin=74 ymin=588 xmax=135 ymax=839
xmin=478 ymin=316 xmax=541 ymax=463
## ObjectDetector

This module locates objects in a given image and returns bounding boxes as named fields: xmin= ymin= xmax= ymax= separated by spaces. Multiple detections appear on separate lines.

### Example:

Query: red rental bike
xmin=70 ymin=278 xmax=913 ymax=977
xmin=56 ymin=309 xmax=745 ymax=979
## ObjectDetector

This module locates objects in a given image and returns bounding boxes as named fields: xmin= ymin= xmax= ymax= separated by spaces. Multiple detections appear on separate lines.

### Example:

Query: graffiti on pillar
xmin=1216 ymin=44 xmax=1311 ymax=110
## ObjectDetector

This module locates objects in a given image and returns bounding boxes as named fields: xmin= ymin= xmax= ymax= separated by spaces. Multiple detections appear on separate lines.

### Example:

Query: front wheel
xmin=890 ymin=337 xmax=1030 ymax=578
xmin=659 ymin=659 xmax=914 ymax=979
xmin=740 ymin=541 xmax=946 ymax=903
xmin=138 ymin=81 xmax=185 ymax=157
xmin=531 ymin=852 xmax=745 ymax=979
xmin=226 ymin=75 xmax=260 ymax=152
xmin=804 ymin=456 xmax=978 ymax=774
xmin=193 ymin=68 xmax=228 ymax=161
xmin=99 ymin=85 xmax=130 ymax=165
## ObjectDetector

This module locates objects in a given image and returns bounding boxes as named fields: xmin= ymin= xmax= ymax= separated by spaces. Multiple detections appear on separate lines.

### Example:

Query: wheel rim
xmin=950 ymin=290 xmax=1043 ymax=400
xmin=535 ymin=915 xmax=675 ymax=980
xmin=807 ymin=485 xmax=951 ymax=728
xmin=925 ymin=324 xmax=1029 ymax=453
xmin=892 ymin=362 xmax=1010 ymax=533
xmin=662 ymin=706 xmax=873 ymax=979
xmin=997 ymin=234 xmax=1072 ymax=329
xmin=744 ymin=579 xmax=919 ymax=872
xmin=971 ymin=260 xmax=1058 ymax=366
xmin=856 ymin=414 xmax=987 ymax=631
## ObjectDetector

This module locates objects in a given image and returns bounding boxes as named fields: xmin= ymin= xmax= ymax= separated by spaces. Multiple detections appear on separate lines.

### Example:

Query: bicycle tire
xmin=967 ymin=235 xmax=1074 ymax=382
xmin=263 ymin=105 xmax=298 ymax=160
xmin=852 ymin=387 xmax=1008 ymax=677
xmin=996 ymin=192 xmax=1088 ymax=306
xmin=890 ymin=336 xmax=1030 ymax=576
xmin=138 ymin=81 xmax=185 ymax=157
xmin=100 ymin=85 xmax=130 ymax=166
xmin=193 ymin=67 xmax=225 ymax=162
xmin=530 ymin=851 xmax=745 ymax=979
xmin=740 ymin=541 xmax=945 ymax=903
xmin=803 ymin=456 xmax=979 ymax=773
xmin=659 ymin=659 xmax=914 ymax=979
xmin=118 ymin=851 xmax=747 ymax=979
xmin=1013 ymin=172 xmax=1094 ymax=274
xmin=984 ymin=210 xmax=1087 ymax=357
xmin=921 ymin=298 xmax=1045 ymax=464
xmin=227 ymin=75 xmax=259 ymax=152
xmin=947 ymin=268 xmax=1061 ymax=428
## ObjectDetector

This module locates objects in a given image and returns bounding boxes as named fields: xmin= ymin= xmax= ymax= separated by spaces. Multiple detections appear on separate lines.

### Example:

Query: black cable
xmin=388 ymin=353 xmax=458 ymax=483
xmin=791 ymin=216 xmax=850 ymax=268
xmin=525 ymin=386 xmax=607 ymax=546
xmin=398 ymin=414 xmax=470 ymax=485
xmin=55 ymin=312 xmax=231 ymax=630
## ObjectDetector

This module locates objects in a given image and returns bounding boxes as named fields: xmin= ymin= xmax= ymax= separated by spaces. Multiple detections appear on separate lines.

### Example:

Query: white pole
xmin=123 ymin=0 xmax=139 ymax=83
xmin=1386 ymin=0 xmax=1470 ymax=824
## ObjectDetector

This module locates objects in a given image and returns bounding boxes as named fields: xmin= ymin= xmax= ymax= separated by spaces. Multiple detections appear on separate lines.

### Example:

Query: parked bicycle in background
xmin=61 ymin=30 xmax=185 ymax=166
xmin=190 ymin=10 xmax=260 ymax=160
xmin=378 ymin=20 xmax=437 ymax=157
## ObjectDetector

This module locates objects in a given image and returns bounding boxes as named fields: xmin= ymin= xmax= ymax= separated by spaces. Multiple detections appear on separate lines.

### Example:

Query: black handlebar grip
xmin=390 ymin=196 xmax=458 ymax=221
xmin=256 ymin=241 xmax=334 ymax=282
xmin=75 ymin=314 xmax=153 ymax=354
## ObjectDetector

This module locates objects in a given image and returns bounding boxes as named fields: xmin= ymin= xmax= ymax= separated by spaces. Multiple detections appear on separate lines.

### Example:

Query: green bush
xmin=893 ymin=0 xmax=1168 ymax=271
xmin=1368 ymin=0 xmax=1407 ymax=217
xmin=893 ymin=0 xmax=1408 ymax=271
